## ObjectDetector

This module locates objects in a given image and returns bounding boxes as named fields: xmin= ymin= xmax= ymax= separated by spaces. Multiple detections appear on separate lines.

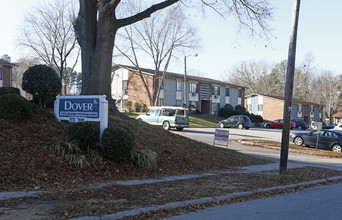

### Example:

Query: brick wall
xmin=127 ymin=71 xmax=154 ymax=108
xmin=2 ymin=66 xmax=12 ymax=87
xmin=263 ymin=97 xmax=284 ymax=121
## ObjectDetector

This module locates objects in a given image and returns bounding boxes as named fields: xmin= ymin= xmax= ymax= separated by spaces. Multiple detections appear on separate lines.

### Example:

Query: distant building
xmin=112 ymin=65 xmax=245 ymax=114
xmin=245 ymin=94 xmax=323 ymax=123
xmin=0 ymin=59 xmax=17 ymax=87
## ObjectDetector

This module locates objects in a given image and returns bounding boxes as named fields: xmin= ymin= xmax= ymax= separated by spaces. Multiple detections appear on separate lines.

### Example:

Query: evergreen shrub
xmin=102 ymin=124 xmax=135 ymax=162
xmin=67 ymin=122 xmax=100 ymax=150
xmin=0 ymin=87 xmax=20 ymax=96
xmin=0 ymin=94 xmax=32 ymax=119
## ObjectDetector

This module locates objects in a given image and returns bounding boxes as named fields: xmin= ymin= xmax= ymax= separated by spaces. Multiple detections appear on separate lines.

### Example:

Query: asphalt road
xmin=167 ymin=182 xmax=342 ymax=220
xmin=171 ymin=127 xmax=342 ymax=171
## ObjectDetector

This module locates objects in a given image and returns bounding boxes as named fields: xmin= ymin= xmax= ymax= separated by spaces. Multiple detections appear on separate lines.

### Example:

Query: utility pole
xmin=279 ymin=0 xmax=301 ymax=174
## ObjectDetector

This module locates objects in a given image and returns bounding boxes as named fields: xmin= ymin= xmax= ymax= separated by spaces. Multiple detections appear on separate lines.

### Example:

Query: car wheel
xmin=294 ymin=137 xmax=303 ymax=146
xmin=245 ymin=127 xmax=250 ymax=130
xmin=176 ymin=127 xmax=183 ymax=131
xmin=332 ymin=144 xmax=342 ymax=152
xmin=238 ymin=124 xmax=244 ymax=129
xmin=163 ymin=121 xmax=170 ymax=130
xmin=219 ymin=123 xmax=224 ymax=128
xmin=266 ymin=124 xmax=270 ymax=128
xmin=298 ymin=125 xmax=303 ymax=130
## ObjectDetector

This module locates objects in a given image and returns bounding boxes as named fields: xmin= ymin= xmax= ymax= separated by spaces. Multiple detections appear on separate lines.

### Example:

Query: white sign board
xmin=213 ymin=129 xmax=229 ymax=148
xmin=54 ymin=95 xmax=108 ymax=147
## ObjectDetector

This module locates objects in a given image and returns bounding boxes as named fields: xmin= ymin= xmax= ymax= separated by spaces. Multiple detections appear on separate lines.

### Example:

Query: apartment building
xmin=111 ymin=65 xmax=245 ymax=114
xmin=245 ymin=94 xmax=323 ymax=123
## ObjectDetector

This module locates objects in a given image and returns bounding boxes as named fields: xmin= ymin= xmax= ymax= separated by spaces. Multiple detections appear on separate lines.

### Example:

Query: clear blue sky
xmin=1 ymin=0 xmax=341 ymax=81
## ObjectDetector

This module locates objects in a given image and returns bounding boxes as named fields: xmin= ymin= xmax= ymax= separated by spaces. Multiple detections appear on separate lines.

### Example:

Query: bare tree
xmin=225 ymin=60 xmax=270 ymax=95
xmin=18 ymin=0 xmax=79 ymax=95
xmin=114 ymin=3 xmax=199 ymax=106
xmin=74 ymin=0 xmax=273 ymax=113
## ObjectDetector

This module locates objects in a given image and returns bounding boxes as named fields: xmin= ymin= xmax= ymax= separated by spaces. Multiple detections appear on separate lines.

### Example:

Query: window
xmin=189 ymin=83 xmax=198 ymax=93
xmin=157 ymin=98 xmax=164 ymax=106
xmin=122 ymin=80 xmax=128 ymax=94
xmin=176 ymin=81 xmax=182 ymax=91
xmin=176 ymin=100 xmax=182 ymax=106
xmin=0 ymin=67 xmax=2 ymax=80
xmin=238 ymin=90 xmax=242 ymax=98
xmin=158 ymin=78 xmax=164 ymax=90
xmin=247 ymin=104 xmax=252 ymax=111
xmin=212 ymin=86 xmax=220 ymax=96
xmin=212 ymin=103 xmax=220 ymax=114
xmin=258 ymin=104 xmax=263 ymax=111
xmin=298 ymin=105 xmax=302 ymax=112
xmin=225 ymin=88 xmax=230 ymax=96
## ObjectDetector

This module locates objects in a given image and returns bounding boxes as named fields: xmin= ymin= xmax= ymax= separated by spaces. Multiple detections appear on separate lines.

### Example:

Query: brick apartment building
xmin=111 ymin=65 xmax=245 ymax=114
xmin=0 ymin=59 xmax=16 ymax=87
xmin=245 ymin=94 xmax=323 ymax=123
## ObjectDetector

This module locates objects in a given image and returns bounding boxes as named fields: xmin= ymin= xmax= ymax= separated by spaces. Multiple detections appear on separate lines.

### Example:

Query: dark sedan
xmin=290 ymin=129 xmax=342 ymax=152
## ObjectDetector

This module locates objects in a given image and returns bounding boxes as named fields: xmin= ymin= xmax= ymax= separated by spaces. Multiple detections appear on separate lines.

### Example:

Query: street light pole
xmin=184 ymin=53 xmax=198 ymax=107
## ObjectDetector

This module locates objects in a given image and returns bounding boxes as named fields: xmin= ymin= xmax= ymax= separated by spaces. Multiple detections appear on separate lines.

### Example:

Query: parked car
xmin=136 ymin=106 xmax=189 ymax=131
xmin=290 ymin=129 xmax=342 ymax=152
xmin=218 ymin=115 xmax=252 ymax=129
xmin=323 ymin=124 xmax=336 ymax=129
xmin=334 ymin=122 xmax=342 ymax=130
xmin=265 ymin=119 xmax=296 ymax=129
xmin=291 ymin=120 xmax=308 ymax=130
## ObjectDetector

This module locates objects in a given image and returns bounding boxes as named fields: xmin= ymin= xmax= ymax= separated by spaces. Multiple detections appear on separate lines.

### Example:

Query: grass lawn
xmin=125 ymin=112 xmax=223 ymax=127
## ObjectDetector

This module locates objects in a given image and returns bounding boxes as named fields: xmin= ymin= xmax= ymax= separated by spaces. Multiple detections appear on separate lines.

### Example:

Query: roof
xmin=113 ymin=64 xmax=245 ymax=89
xmin=0 ymin=59 xmax=17 ymax=67
xmin=149 ymin=106 xmax=188 ymax=110
xmin=332 ymin=111 xmax=342 ymax=118
xmin=246 ymin=93 xmax=322 ymax=106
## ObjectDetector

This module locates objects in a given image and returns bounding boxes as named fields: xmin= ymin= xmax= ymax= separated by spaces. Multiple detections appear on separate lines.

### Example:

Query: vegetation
xmin=102 ymin=124 xmax=135 ymax=162
xmin=0 ymin=94 xmax=32 ymax=120
xmin=22 ymin=64 xmax=62 ymax=107
xmin=131 ymin=148 xmax=157 ymax=169
xmin=0 ymin=87 xmax=20 ymax=96
xmin=218 ymin=104 xmax=263 ymax=123
xmin=67 ymin=122 xmax=100 ymax=151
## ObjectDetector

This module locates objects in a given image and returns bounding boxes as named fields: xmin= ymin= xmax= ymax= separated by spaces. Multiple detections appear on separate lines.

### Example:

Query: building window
xmin=0 ymin=67 xmax=2 ymax=80
xmin=226 ymin=88 xmax=230 ymax=96
xmin=157 ymin=98 xmax=164 ymax=106
xmin=247 ymin=104 xmax=252 ymax=111
xmin=258 ymin=104 xmax=263 ymax=111
xmin=212 ymin=86 xmax=220 ymax=96
xmin=158 ymin=78 xmax=164 ymax=90
xmin=189 ymin=83 xmax=198 ymax=93
xmin=298 ymin=105 xmax=302 ymax=112
xmin=238 ymin=90 xmax=242 ymax=98
xmin=212 ymin=103 xmax=220 ymax=115
xmin=176 ymin=100 xmax=182 ymax=106
xmin=122 ymin=80 xmax=128 ymax=94
xmin=176 ymin=81 xmax=182 ymax=91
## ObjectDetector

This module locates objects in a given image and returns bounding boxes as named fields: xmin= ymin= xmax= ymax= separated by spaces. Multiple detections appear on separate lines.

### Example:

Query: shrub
xmin=131 ymin=149 xmax=157 ymax=169
xmin=224 ymin=104 xmax=234 ymax=111
xmin=67 ymin=122 xmax=100 ymax=151
xmin=134 ymin=102 xmax=142 ymax=112
xmin=0 ymin=87 xmax=20 ymax=96
xmin=142 ymin=104 xmax=148 ymax=112
xmin=22 ymin=64 xmax=62 ymax=107
xmin=0 ymin=94 xmax=32 ymax=120
xmin=102 ymin=124 xmax=135 ymax=162
xmin=234 ymin=105 xmax=246 ymax=114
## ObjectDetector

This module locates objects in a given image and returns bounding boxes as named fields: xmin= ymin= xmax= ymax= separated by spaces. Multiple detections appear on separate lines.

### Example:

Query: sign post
xmin=54 ymin=95 xmax=108 ymax=148
xmin=213 ymin=129 xmax=229 ymax=148
xmin=314 ymin=121 xmax=322 ymax=150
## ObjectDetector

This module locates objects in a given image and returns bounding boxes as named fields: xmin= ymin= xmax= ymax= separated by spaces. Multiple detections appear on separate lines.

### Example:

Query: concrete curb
xmin=73 ymin=175 xmax=342 ymax=220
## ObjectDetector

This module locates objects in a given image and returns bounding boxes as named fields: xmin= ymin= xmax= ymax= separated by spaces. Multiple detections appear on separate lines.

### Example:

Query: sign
xmin=54 ymin=95 xmax=108 ymax=148
xmin=213 ymin=129 xmax=229 ymax=148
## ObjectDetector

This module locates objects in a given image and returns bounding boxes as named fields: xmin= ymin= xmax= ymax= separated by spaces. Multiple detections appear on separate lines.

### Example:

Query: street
xmin=167 ymin=182 xmax=342 ymax=220
xmin=171 ymin=127 xmax=342 ymax=171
